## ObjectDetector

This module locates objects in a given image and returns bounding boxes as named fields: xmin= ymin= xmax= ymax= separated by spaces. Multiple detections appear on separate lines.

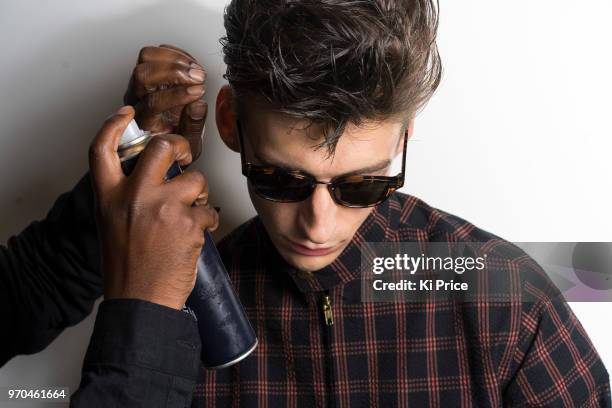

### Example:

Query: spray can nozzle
xmin=120 ymin=119 xmax=150 ymax=148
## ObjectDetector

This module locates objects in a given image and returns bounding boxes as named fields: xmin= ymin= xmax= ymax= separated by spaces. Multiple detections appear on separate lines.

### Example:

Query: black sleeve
xmin=70 ymin=299 xmax=202 ymax=408
xmin=0 ymin=173 xmax=102 ymax=366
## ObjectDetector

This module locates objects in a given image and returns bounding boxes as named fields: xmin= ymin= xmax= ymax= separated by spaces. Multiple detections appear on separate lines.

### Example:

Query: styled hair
xmin=220 ymin=0 xmax=442 ymax=156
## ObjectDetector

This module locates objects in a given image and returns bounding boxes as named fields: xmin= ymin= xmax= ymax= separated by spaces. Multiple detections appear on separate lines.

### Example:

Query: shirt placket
xmin=320 ymin=288 xmax=336 ymax=408
xmin=304 ymin=289 xmax=336 ymax=408
xmin=296 ymin=269 xmax=337 ymax=408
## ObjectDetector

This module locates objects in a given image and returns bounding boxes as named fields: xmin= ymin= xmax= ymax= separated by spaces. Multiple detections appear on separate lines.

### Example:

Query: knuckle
xmin=133 ymin=64 xmax=149 ymax=85
xmin=171 ymin=132 xmax=188 ymax=146
xmin=169 ymin=134 xmax=192 ymax=157
xmin=189 ymin=170 xmax=207 ymax=190
xmin=138 ymin=46 xmax=154 ymax=62
xmin=155 ymin=200 xmax=176 ymax=222
xmin=184 ymin=215 xmax=200 ymax=235
xmin=88 ymin=142 xmax=107 ymax=162
xmin=147 ymin=135 xmax=174 ymax=153
xmin=101 ymin=113 xmax=120 ymax=128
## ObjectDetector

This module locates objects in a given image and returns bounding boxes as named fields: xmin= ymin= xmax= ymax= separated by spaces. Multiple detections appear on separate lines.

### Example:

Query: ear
xmin=215 ymin=84 xmax=240 ymax=153
xmin=407 ymin=118 xmax=414 ymax=140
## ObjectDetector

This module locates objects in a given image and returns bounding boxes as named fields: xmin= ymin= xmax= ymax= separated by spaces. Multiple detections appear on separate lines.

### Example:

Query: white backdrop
xmin=0 ymin=1 xmax=610 ymax=406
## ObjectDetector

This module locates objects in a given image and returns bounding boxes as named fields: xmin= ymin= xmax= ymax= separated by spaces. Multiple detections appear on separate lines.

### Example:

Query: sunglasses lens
xmin=246 ymin=166 xmax=398 ymax=207
xmin=249 ymin=171 xmax=313 ymax=202
xmin=334 ymin=179 xmax=394 ymax=207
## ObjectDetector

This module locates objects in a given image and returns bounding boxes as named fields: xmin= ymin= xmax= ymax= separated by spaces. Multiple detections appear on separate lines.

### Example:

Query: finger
xmin=159 ymin=44 xmax=197 ymax=61
xmin=137 ymin=46 xmax=200 ymax=68
xmin=88 ymin=106 xmax=133 ymax=196
xmin=134 ymin=85 xmax=205 ymax=130
xmin=130 ymin=134 xmax=192 ymax=185
xmin=209 ymin=206 xmax=220 ymax=232
xmin=179 ymin=100 xmax=208 ymax=161
xmin=132 ymin=62 xmax=206 ymax=99
xmin=165 ymin=169 xmax=208 ymax=206
xmin=134 ymin=106 xmax=181 ymax=136
xmin=191 ymin=203 xmax=220 ymax=232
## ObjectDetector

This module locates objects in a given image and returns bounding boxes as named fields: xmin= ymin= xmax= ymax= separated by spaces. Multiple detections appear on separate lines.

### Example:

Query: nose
xmin=297 ymin=184 xmax=338 ymax=245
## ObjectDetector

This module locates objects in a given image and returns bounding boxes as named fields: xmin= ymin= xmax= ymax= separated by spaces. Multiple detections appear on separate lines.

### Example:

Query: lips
xmin=288 ymin=240 xmax=335 ymax=256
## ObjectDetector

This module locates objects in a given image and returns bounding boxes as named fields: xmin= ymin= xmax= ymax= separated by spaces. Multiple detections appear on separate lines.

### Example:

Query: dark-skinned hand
xmin=89 ymin=106 xmax=219 ymax=310
xmin=124 ymin=44 xmax=208 ymax=160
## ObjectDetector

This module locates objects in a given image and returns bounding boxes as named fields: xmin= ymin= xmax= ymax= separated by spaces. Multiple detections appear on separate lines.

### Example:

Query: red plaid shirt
xmin=191 ymin=192 xmax=610 ymax=407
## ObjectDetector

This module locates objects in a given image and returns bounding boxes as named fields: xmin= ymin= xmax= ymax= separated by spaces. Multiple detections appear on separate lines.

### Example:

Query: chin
xmin=281 ymin=250 xmax=338 ymax=272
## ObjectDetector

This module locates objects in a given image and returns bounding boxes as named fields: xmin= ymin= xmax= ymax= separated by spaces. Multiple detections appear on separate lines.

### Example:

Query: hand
xmin=124 ymin=44 xmax=208 ymax=160
xmin=89 ymin=106 xmax=219 ymax=310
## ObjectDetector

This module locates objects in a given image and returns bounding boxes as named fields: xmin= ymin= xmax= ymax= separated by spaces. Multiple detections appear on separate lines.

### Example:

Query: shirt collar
xmin=255 ymin=194 xmax=395 ymax=293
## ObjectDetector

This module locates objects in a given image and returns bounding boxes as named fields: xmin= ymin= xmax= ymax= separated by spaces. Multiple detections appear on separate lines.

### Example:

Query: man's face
xmin=240 ymin=104 xmax=407 ymax=272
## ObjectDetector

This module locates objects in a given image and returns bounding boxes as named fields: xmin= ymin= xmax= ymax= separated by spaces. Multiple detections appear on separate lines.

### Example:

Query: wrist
xmin=105 ymin=288 xmax=187 ymax=311
xmin=85 ymin=298 xmax=201 ymax=380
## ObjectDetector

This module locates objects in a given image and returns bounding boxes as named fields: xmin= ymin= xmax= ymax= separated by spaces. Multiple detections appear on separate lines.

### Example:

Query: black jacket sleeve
xmin=0 ymin=173 xmax=102 ymax=366
xmin=70 ymin=299 xmax=202 ymax=408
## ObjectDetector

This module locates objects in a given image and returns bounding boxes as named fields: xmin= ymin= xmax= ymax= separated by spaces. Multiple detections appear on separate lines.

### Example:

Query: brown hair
xmin=220 ymin=0 xmax=442 ymax=156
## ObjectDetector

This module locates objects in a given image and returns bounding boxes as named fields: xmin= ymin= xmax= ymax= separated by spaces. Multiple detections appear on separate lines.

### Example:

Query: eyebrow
xmin=252 ymin=150 xmax=392 ymax=178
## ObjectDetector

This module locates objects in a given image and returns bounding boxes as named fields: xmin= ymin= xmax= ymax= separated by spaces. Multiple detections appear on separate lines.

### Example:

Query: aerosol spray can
xmin=117 ymin=119 xmax=258 ymax=369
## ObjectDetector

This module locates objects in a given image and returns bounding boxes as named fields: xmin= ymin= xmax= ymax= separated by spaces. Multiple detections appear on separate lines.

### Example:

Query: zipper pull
xmin=322 ymin=294 xmax=334 ymax=326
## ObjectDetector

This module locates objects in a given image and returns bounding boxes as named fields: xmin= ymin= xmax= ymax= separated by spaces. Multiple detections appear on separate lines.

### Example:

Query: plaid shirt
xmin=191 ymin=192 xmax=610 ymax=407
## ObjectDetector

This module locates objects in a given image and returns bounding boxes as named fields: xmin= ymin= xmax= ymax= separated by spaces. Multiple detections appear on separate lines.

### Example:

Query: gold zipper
xmin=322 ymin=294 xmax=334 ymax=326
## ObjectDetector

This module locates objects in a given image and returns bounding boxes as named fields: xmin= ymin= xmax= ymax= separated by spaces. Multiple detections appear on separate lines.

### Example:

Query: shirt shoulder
xmin=391 ymin=191 xmax=506 ymax=242
xmin=390 ymin=192 xmax=560 ymax=301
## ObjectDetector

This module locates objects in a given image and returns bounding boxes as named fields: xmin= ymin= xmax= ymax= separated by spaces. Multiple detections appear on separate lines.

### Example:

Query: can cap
xmin=120 ymin=119 xmax=150 ymax=149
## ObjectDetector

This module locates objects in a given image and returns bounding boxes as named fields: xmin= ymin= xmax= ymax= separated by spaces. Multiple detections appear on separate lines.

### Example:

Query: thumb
xmin=89 ymin=106 xmax=133 ymax=197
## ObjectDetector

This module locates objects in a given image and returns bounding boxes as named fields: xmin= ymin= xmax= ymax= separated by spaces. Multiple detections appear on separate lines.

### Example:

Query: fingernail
xmin=189 ymin=68 xmax=206 ymax=82
xmin=189 ymin=102 xmax=207 ymax=120
xmin=118 ymin=105 xmax=132 ymax=115
xmin=194 ymin=193 xmax=208 ymax=206
xmin=187 ymin=85 xmax=205 ymax=95
xmin=213 ymin=206 xmax=221 ymax=213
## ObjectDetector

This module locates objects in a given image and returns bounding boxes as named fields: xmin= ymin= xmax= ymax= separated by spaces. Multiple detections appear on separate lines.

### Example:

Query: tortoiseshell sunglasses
xmin=236 ymin=119 xmax=407 ymax=208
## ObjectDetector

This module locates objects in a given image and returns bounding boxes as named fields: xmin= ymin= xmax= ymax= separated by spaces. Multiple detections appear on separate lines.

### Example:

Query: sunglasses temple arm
xmin=398 ymin=130 xmax=409 ymax=187
xmin=236 ymin=120 xmax=248 ymax=173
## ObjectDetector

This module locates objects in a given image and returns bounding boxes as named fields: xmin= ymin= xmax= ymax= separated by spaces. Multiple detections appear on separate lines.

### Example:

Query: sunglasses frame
xmin=236 ymin=119 xmax=408 ymax=208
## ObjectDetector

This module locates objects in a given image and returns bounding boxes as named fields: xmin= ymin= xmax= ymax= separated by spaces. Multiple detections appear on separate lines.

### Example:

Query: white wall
xmin=0 ymin=1 xmax=610 ymax=406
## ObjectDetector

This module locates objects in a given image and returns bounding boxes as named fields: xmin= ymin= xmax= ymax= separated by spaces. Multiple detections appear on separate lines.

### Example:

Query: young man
xmin=186 ymin=0 xmax=610 ymax=407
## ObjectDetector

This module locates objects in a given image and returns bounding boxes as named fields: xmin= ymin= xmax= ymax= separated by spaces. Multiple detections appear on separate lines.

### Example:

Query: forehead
xmin=242 ymin=103 xmax=404 ymax=178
